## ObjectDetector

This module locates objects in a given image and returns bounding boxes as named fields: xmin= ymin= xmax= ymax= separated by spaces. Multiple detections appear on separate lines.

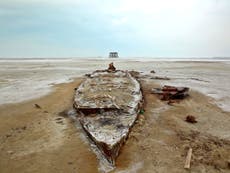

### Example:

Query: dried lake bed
xmin=0 ymin=58 xmax=230 ymax=112
xmin=0 ymin=58 xmax=230 ymax=173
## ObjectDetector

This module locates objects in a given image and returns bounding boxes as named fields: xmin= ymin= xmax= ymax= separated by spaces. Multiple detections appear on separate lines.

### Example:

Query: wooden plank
xmin=184 ymin=148 xmax=192 ymax=169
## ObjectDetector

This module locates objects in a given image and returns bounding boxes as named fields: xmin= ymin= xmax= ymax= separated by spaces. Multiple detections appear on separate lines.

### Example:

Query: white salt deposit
xmin=0 ymin=58 xmax=229 ymax=112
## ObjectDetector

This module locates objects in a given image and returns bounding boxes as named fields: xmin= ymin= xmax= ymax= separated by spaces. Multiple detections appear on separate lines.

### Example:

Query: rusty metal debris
xmin=74 ymin=63 xmax=143 ymax=165
xmin=152 ymin=85 xmax=189 ymax=101
xmin=108 ymin=62 xmax=116 ymax=72
xmin=185 ymin=115 xmax=197 ymax=123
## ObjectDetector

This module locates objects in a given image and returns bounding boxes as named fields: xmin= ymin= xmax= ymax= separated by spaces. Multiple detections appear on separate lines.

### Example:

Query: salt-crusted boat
xmin=73 ymin=63 xmax=143 ymax=165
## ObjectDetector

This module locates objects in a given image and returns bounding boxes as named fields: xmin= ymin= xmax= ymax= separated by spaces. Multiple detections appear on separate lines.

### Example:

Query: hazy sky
xmin=0 ymin=0 xmax=230 ymax=57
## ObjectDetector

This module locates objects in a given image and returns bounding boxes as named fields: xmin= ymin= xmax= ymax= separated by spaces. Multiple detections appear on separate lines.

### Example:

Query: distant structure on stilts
xmin=109 ymin=52 xmax=119 ymax=58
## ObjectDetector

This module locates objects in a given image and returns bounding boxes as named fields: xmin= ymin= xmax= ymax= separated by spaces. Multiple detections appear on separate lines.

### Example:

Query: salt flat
xmin=0 ymin=58 xmax=229 ymax=112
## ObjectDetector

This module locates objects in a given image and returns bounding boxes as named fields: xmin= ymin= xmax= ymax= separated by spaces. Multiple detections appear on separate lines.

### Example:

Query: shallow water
xmin=0 ymin=58 xmax=229 ymax=112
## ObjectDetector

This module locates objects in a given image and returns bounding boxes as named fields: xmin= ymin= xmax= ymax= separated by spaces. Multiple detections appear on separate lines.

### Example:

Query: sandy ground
xmin=0 ymin=76 xmax=230 ymax=173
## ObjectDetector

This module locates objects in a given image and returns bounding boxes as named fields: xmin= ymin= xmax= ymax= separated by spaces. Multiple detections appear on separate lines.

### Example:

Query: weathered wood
xmin=184 ymin=148 xmax=193 ymax=169
xmin=74 ymin=69 xmax=143 ymax=165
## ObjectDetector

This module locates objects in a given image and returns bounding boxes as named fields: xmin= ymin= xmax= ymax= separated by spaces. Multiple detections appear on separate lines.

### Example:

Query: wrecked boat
xmin=73 ymin=63 xmax=143 ymax=165
xmin=152 ymin=85 xmax=189 ymax=100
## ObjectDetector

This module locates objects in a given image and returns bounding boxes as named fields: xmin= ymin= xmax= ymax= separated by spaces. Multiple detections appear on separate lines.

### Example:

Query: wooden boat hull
xmin=74 ymin=70 xmax=143 ymax=164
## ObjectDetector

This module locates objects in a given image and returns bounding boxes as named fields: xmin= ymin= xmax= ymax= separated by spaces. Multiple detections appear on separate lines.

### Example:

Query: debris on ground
xmin=152 ymin=85 xmax=189 ymax=101
xmin=178 ymin=130 xmax=230 ymax=170
xmin=21 ymin=126 xmax=27 ymax=130
xmin=5 ymin=134 xmax=12 ymax=138
xmin=68 ymin=162 xmax=73 ymax=165
xmin=55 ymin=117 xmax=63 ymax=121
xmin=150 ymin=70 xmax=155 ymax=73
xmin=108 ymin=62 xmax=116 ymax=72
xmin=190 ymin=77 xmax=209 ymax=83
xmin=34 ymin=104 xmax=42 ymax=109
xmin=184 ymin=148 xmax=192 ymax=169
xmin=185 ymin=115 xmax=197 ymax=123
xmin=73 ymin=63 xmax=143 ymax=165
xmin=150 ymin=76 xmax=170 ymax=80
xmin=85 ymin=73 xmax=91 ymax=78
